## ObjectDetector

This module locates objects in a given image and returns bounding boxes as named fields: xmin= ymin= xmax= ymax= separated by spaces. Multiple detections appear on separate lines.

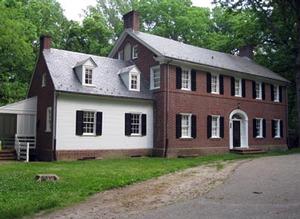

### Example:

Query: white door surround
xmin=229 ymin=109 xmax=249 ymax=149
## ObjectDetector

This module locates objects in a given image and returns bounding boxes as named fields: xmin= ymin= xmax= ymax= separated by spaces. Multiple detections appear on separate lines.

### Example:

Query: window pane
xmin=212 ymin=116 xmax=219 ymax=137
xmin=152 ymin=68 xmax=160 ymax=88
xmin=235 ymin=79 xmax=240 ymax=96
xmin=181 ymin=70 xmax=190 ymax=89
xmin=131 ymin=114 xmax=141 ymax=134
xmin=256 ymin=82 xmax=261 ymax=98
xmin=85 ymin=69 xmax=93 ymax=84
xmin=211 ymin=75 xmax=219 ymax=93
xmin=181 ymin=115 xmax=190 ymax=137
xmin=131 ymin=74 xmax=138 ymax=89
xmin=83 ymin=111 xmax=95 ymax=134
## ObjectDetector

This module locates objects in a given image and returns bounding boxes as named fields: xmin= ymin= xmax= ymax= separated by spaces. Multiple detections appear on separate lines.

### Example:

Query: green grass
xmin=0 ymin=148 xmax=299 ymax=219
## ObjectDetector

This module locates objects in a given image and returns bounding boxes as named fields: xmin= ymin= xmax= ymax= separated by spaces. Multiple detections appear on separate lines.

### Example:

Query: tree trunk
xmin=295 ymin=0 xmax=300 ymax=146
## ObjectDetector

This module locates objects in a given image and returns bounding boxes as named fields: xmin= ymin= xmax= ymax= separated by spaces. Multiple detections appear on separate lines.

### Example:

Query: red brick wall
xmin=28 ymin=53 xmax=55 ymax=161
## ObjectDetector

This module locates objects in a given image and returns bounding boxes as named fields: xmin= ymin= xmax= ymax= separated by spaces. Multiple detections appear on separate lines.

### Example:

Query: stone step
xmin=230 ymin=148 xmax=266 ymax=155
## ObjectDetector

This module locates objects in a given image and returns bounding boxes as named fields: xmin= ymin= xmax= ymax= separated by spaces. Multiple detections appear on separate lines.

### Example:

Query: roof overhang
xmin=0 ymin=97 xmax=37 ymax=115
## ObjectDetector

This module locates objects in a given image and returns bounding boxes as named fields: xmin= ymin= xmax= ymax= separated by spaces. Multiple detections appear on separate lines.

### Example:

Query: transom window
xmin=181 ymin=114 xmax=191 ymax=138
xmin=235 ymin=78 xmax=242 ymax=96
xmin=211 ymin=115 xmax=220 ymax=138
xmin=131 ymin=113 xmax=141 ymax=135
xmin=132 ymin=45 xmax=138 ymax=59
xmin=274 ymin=119 xmax=280 ymax=138
xmin=83 ymin=111 xmax=96 ymax=134
xmin=274 ymin=85 xmax=279 ymax=102
xmin=181 ymin=69 xmax=191 ymax=90
xmin=150 ymin=66 xmax=160 ymax=89
xmin=85 ymin=68 xmax=93 ymax=85
xmin=256 ymin=82 xmax=262 ymax=99
xmin=211 ymin=74 xmax=219 ymax=94
xmin=256 ymin=118 xmax=263 ymax=138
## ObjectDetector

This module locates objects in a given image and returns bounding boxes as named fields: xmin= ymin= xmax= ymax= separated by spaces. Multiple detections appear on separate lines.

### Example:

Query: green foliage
xmin=0 ymin=150 xmax=299 ymax=219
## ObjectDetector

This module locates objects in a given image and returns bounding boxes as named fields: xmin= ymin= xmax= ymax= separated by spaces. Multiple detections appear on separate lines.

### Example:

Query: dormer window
xmin=118 ymin=65 xmax=141 ymax=92
xmin=130 ymin=72 xmax=140 ymax=91
xmin=84 ymin=68 xmax=93 ymax=85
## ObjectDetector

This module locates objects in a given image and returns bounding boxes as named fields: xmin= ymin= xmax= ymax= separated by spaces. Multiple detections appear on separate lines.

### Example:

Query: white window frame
xmin=234 ymin=78 xmax=242 ymax=97
xmin=118 ymin=50 xmax=124 ymax=60
xmin=255 ymin=118 xmax=263 ymax=138
xmin=150 ymin=65 xmax=160 ymax=90
xmin=181 ymin=68 xmax=191 ymax=90
xmin=211 ymin=115 xmax=220 ymax=138
xmin=130 ymin=113 xmax=142 ymax=136
xmin=255 ymin=82 xmax=262 ymax=100
xmin=274 ymin=119 xmax=281 ymax=138
xmin=181 ymin=113 xmax=192 ymax=138
xmin=82 ymin=111 xmax=96 ymax=136
xmin=132 ymin=45 xmax=138 ymax=59
xmin=211 ymin=73 xmax=220 ymax=94
xmin=274 ymin=85 xmax=280 ymax=102
xmin=42 ymin=73 xmax=46 ymax=87
xmin=83 ymin=67 xmax=94 ymax=86
xmin=129 ymin=72 xmax=140 ymax=91
xmin=45 ymin=107 xmax=52 ymax=132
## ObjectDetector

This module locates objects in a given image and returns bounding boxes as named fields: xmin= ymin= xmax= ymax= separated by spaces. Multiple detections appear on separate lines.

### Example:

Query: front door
xmin=233 ymin=120 xmax=241 ymax=147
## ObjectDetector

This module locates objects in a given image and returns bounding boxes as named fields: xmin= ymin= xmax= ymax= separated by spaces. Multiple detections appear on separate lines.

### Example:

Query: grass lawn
xmin=0 ymin=149 xmax=299 ymax=219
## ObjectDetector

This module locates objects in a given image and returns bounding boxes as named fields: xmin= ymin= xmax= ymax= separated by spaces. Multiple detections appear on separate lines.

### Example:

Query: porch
xmin=0 ymin=97 xmax=37 ymax=160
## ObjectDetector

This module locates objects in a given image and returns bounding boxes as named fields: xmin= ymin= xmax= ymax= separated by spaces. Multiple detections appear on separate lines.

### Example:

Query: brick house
xmin=0 ymin=11 xmax=289 ymax=161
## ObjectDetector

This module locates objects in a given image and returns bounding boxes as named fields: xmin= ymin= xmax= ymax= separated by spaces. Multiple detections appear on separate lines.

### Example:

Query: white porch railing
xmin=15 ymin=134 xmax=36 ymax=161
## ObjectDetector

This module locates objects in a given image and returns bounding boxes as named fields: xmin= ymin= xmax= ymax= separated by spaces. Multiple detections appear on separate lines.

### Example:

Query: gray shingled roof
xmin=43 ymin=49 xmax=152 ymax=99
xmin=125 ymin=30 xmax=288 ymax=83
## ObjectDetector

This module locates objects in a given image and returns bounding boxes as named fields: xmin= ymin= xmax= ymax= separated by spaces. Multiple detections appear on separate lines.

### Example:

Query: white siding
xmin=55 ymin=93 xmax=153 ymax=150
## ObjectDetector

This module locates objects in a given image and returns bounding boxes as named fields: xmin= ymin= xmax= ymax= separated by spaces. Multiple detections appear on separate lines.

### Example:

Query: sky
xmin=57 ymin=0 xmax=214 ymax=21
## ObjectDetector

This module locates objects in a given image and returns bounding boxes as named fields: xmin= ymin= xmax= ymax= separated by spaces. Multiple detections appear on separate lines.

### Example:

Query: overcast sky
xmin=57 ymin=0 xmax=213 ymax=21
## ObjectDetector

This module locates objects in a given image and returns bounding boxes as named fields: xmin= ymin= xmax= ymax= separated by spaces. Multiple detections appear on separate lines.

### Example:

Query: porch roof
xmin=0 ymin=97 xmax=37 ymax=115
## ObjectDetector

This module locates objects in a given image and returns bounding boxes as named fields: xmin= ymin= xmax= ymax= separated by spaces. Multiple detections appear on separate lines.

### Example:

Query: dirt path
xmin=34 ymin=160 xmax=248 ymax=219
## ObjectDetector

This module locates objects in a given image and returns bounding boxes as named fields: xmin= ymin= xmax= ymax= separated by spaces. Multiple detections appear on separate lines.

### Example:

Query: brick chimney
xmin=40 ymin=35 xmax=52 ymax=52
xmin=238 ymin=45 xmax=254 ymax=59
xmin=123 ymin=10 xmax=140 ymax=31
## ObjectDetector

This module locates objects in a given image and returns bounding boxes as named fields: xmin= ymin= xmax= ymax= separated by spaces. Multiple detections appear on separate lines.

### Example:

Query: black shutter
xmin=219 ymin=75 xmax=224 ymax=95
xmin=220 ymin=116 xmax=224 ymax=138
xmin=142 ymin=114 xmax=147 ymax=136
xmin=176 ymin=67 xmax=182 ymax=89
xmin=262 ymin=83 xmax=265 ymax=100
xmin=242 ymin=79 xmax=246 ymax=97
xmin=280 ymin=120 xmax=283 ymax=137
xmin=271 ymin=85 xmax=274 ymax=101
xmin=207 ymin=73 xmax=211 ymax=93
xmin=231 ymin=77 xmax=235 ymax=96
xmin=125 ymin=113 xmax=131 ymax=136
xmin=191 ymin=115 xmax=197 ymax=138
xmin=263 ymin=119 xmax=266 ymax=138
xmin=279 ymin=86 xmax=283 ymax=102
xmin=272 ymin=120 xmax=275 ymax=138
xmin=252 ymin=81 xmax=256 ymax=99
xmin=191 ymin=69 xmax=197 ymax=91
xmin=95 ymin=112 xmax=102 ymax=136
xmin=253 ymin=119 xmax=257 ymax=138
xmin=76 ymin=111 xmax=84 ymax=135
xmin=207 ymin=115 xmax=212 ymax=138
xmin=176 ymin=114 xmax=182 ymax=138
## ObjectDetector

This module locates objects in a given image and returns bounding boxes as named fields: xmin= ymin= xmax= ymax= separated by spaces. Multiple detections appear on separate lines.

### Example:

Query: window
xmin=42 ymin=73 xmax=46 ymax=87
xmin=211 ymin=115 xmax=220 ymax=138
xmin=118 ymin=50 xmax=124 ymax=60
xmin=132 ymin=45 xmax=138 ymax=59
xmin=150 ymin=66 xmax=160 ymax=89
xmin=181 ymin=69 xmax=191 ymax=90
xmin=45 ymin=107 xmax=52 ymax=132
xmin=84 ymin=68 xmax=93 ymax=85
xmin=130 ymin=113 xmax=141 ymax=135
xmin=235 ymin=78 xmax=242 ymax=97
xmin=274 ymin=85 xmax=279 ymax=102
xmin=255 ymin=118 xmax=263 ymax=138
xmin=129 ymin=73 xmax=140 ymax=91
xmin=211 ymin=74 xmax=219 ymax=94
xmin=181 ymin=114 xmax=191 ymax=138
xmin=255 ymin=82 xmax=262 ymax=99
xmin=83 ymin=111 xmax=96 ymax=135
xmin=274 ymin=119 xmax=281 ymax=138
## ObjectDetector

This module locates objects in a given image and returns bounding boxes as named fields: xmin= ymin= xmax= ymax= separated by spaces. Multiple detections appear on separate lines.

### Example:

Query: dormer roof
xmin=73 ymin=57 xmax=97 ymax=68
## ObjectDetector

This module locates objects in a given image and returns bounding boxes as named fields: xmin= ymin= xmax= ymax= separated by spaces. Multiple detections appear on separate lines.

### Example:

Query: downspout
xmin=52 ymin=91 xmax=57 ymax=160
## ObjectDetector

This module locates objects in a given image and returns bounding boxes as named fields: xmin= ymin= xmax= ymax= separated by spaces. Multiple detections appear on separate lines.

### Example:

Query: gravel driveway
xmin=136 ymin=154 xmax=300 ymax=219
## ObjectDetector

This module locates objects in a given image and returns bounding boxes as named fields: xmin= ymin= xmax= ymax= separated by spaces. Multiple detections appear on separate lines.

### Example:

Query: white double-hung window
xmin=181 ymin=69 xmax=191 ymax=90
xmin=274 ymin=119 xmax=281 ymax=138
xmin=150 ymin=65 xmax=160 ymax=89
xmin=129 ymin=72 xmax=140 ymax=91
xmin=181 ymin=114 xmax=191 ymax=138
xmin=84 ymin=68 xmax=93 ymax=85
xmin=211 ymin=74 xmax=219 ymax=94
xmin=83 ymin=111 xmax=96 ymax=135
xmin=274 ymin=85 xmax=280 ymax=102
xmin=211 ymin=115 xmax=220 ymax=138
xmin=255 ymin=82 xmax=262 ymax=99
xmin=256 ymin=118 xmax=263 ymax=138
xmin=132 ymin=45 xmax=138 ymax=59
xmin=130 ymin=113 xmax=142 ymax=135
xmin=235 ymin=78 xmax=242 ymax=97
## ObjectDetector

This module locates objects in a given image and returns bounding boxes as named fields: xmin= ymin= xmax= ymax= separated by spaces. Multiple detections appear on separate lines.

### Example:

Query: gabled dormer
xmin=73 ymin=57 xmax=97 ymax=86
xmin=118 ymin=65 xmax=141 ymax=92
